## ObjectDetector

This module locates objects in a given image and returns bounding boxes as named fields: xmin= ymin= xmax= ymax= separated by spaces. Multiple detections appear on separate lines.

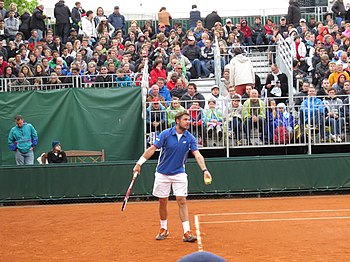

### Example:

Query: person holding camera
xmin=264 ymin=64 xmax=289 ymax=103
xmin=47 ymin=141 xmax=67 ymax=163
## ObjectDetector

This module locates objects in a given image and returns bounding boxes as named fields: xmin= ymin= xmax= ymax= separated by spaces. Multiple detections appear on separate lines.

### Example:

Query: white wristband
xmin=136 ymin=156 xmax=147 ymax=166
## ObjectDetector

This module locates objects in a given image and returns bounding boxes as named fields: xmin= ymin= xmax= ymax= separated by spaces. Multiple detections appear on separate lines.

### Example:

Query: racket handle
xmin=132 ymin=172 xmax=138 ymax=179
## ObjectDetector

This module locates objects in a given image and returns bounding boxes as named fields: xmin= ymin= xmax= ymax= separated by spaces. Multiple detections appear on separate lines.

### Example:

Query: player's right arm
xmin=133 ymin=145 xmax=157 ymax=174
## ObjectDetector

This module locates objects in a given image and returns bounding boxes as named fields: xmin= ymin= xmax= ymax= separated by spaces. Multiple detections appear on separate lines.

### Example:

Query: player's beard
xmin=178 ymin=122 xmax=189 ymax=132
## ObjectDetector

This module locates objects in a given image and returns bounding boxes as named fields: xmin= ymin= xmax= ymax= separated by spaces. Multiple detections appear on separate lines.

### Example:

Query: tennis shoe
xmin=183 ymin=230 xmax=197 ymax=242
xmin=156 ymin=228 xmax=169 ymax=240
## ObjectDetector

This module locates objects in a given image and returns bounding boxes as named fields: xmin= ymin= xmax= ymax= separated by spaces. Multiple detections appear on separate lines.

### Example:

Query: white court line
xmin=200 ymin=216 xmax=350 ymax=224
xmin=194 ymin=215 xmax=203 ymax=252
xmin=196 ymin=208 xmax=350 ymax=217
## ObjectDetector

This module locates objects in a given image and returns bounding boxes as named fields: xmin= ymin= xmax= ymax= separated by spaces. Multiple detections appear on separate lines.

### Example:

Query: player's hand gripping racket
xmin=121 ymin=172 xmax=138 ymax=211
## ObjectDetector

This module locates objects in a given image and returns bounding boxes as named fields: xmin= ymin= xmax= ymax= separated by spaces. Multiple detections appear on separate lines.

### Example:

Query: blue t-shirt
xmin=153 ymin=127 xmax=198 ymax=175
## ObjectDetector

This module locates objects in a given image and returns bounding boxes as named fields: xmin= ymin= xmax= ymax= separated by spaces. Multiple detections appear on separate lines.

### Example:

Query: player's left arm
xmin=192 ymin=150 xmax=212 ymax=184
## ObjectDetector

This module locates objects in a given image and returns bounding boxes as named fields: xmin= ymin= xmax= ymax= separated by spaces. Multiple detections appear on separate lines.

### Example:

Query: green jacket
xmin=166 ymin=105 xmax=186 ymax=127
xmin=242 ymin=98 xmax=266 ymax=121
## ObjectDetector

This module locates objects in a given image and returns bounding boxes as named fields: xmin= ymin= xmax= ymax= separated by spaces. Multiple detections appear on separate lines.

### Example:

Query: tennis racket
xmin=121 ymin=172 xmax=138 ymax=211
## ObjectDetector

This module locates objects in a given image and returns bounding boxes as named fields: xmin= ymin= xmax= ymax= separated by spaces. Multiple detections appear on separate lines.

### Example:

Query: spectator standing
xmin=94 ymin=7 xmax=108 ymax=26
xmin=108 ymin=6 xmax=126 ymax=35
xmin=287 ymin=0 xmax=301 ymax=27
xmin=158 ymin=7 xmax=172 ymax=33
xmin=189 ymin=4 xmax=201 ymax=29
xmin=30 ymin=5 xmax=47 ymax=40
xmin=19 ymin=9 xmax=31 ymax=40
xmin=4 ymin=10 xmax=19 ymax=41
xmin=8 ymin=114 xmax=38 ymax=165
xmin=204 ymin=10 xmax=221 ymax=31
xmin=71 ymin=1 xmax=85 ymax=32
xmin=81 ymin=10 xmax=97 ymax=39
xmin=0 ymin=1 xmax=6 ymax=20
xmin=332 ymin=0 xmax=346 ymax=28
xmin=47 ymin=141 xmax=67 ymax=163
xmin=54 ymin=0 xmax=71 ymax=44
xmin=229 ymin=48 xmax=255 ymax=96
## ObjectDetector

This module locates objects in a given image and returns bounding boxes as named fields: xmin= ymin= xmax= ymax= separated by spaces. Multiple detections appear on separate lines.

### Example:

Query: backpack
xmin=274 ymin=126 xmax=289 ymax=144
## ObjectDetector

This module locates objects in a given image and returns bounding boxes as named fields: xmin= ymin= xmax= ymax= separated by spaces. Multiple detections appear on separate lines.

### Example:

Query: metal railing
xmin=144 ymin=97 xmax=350 ymax=156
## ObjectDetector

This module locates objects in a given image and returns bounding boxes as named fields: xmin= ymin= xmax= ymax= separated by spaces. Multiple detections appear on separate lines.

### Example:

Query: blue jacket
xmin=108 ymin=13 xmax=125 ymax=33
xmin=301 ymin=96 xmax=324 ymax=122
xmin=116 ymin=75 xmax=132 ymax=87
xmin=158 ymin=85 xmax=172 ymax=106
xmin=146 ymin=104 xmax=167 ymax=124
xmin=8 ymin=122 xmax=38 ymax=153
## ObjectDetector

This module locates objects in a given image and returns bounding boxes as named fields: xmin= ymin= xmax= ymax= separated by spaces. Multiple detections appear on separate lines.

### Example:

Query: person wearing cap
xmin=182 ymin=35 xmax=201 ymax=78
xmin=278 ymin=16 xmax=289 ymax=38
xmin=223 ymin=18 xmax=234 ymax=39
xmin=4 ymin=10 xmax=19 ymax=41
xmin=239 ymin=18 xmax=253 ymax=46
xmin=47 ymin=141 xmax=67 ymax=163
xmin=207 ymin=85 xmax=226 ymax=112
xmin=30 ymin=5 xmax=47 ymax=40
xmin=8 ymin=115 xmax=38 ymax=165
xmin=146 ymin=96 xmax=167 ymax=134
xmin=108 ymin=6 xmax=126 ymax=35
xmin=296 ymin=18 xmax=309 ymax=35
xmin=54 ymin=0 xmax=71 ymax=44
xmin=287 ymin=0 xmax=301 ymax=27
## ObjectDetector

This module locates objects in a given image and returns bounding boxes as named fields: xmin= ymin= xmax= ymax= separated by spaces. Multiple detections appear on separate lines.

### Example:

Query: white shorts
xmin=152 ymin=172 xmax=188 ymax=198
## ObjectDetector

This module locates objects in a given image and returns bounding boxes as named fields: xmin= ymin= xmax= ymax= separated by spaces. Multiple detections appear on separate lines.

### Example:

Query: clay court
xmin=1 ymin=195 xmax=350 ymax=261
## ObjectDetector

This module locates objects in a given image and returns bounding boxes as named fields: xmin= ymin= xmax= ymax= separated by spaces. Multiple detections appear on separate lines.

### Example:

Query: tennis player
xmin=133 ymin=111 xmax=212 ymax=242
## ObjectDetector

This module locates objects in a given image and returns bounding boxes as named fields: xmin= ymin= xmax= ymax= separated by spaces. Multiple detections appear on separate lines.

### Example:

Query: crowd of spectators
xmin=1 ymin=0 xmax=350 ymax=145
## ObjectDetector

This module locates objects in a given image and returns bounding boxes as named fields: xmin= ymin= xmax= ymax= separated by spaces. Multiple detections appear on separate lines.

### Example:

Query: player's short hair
xmin=175 ymin=111 xmax=189 ymax=121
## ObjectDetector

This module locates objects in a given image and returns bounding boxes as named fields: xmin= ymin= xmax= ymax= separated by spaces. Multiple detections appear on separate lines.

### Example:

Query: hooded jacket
xmin=8 ymin=122 xmax=38 ymax=153
xmin=229 ymin=54 xmax=255 ymax=86
xmin=54 ymin=1 xmax=71 ymax=24
xmin=240 ymin=19 xmax=251 ymax=38
xmin=287 ymin=0 xmax=301 ymax=26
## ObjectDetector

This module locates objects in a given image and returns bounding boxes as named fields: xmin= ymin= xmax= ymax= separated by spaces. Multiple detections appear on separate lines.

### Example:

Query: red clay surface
xmin=1 ymin=195 xmax=350 ymax=261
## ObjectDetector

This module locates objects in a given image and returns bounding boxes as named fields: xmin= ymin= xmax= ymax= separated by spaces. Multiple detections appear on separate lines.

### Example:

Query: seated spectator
xmin=188 ymin=99 xmax=205 ymax=145
xmin=264 ymin=64 xmax=289 ymax=103
xmin=171 ymin=78 xmax=187 ymax=99
xmin=295 ymin=81 xmax=310 ymax=108
xmin=83 ymin=61 xmax=98 ymax=87
xmin=328 ymin=62 xmax=350 ymax=86
xmin=241 ymin=85 xmax=253 ymax=103
xmin=115 ymin=68 xmax=132 ymax=87
xmin=323 ymin=88 xmax=345 ymax=142
xmin=146 ymin=97 xmax=167 ymax=135
xmin=182 ymin=35 xmax=201 ymax=79
xmin=95 ymin=65 xmax=113 ymax=88
xmin=166 ymin=72 xmax=179 ymax=91
xmin=149 ymin=60 xmax=167 ymax=86
xmin=47 ymin=72 xmax=62 ymax=90
xmin=181 ymin=82 xmax=205 ymax=109
xmin=300 ymin=86 xmax=325 ymax=140
xmin=199 ymin=39 xmax=215 ymax=78
xmin=225 ymin=95 xmax=243 ymax=143
xmin=240 ymin=18 xmax=253 ymax=46
xmin=251 ymin=16 xmax=265 ymax=46
xmin=242 ymin=89 xmax=266 ymax=144
xmin=332 ymin=73 xmax=346 ymax=92
xmin=11 ymin=72 xmax=31 ymax=91
xmin=207 ymin=85 xmax=226 ymax=112
xmin=47 ymin=141 xmax=67 ymax=163
xmin=155 ymin=77 xmax=172 ymax=106
xmin=337 ymin=79 xmax=350 ymax=100
xmin=146 ymin=84 xmax=167 ymax=108
xmin=205 ymin=98 xmax=223 ymax=141
xmin=274 ymin=102 xmax=295 ymax=144
xmin=166 ymin=97 xmax=186 ymax=127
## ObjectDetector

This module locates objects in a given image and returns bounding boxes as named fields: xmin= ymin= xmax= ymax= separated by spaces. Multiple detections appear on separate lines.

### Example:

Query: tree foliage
xmin=4 ymin=0 xmax=39 ymax=14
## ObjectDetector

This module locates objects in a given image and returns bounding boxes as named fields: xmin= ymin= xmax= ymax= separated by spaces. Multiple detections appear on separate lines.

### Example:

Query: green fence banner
xmin=0 ymin=88 xmax=143 ymax=165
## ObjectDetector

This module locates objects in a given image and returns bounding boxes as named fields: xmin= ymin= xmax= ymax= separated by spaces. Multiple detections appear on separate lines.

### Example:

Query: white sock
xmin=160 ymin=220 xmax=168 ymax=230
xmin=182 ymin=221 xmax=190 ymax=233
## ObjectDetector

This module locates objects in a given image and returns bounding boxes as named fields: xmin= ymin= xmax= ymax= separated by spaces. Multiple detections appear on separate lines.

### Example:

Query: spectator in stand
xmin=199 ymin=39 xmax=215 ymax=78
xmin=188 ymin=99 xmax=205 ymax=145
xmin=287 ymin=0 xmax=301 ymax=27
xmin=205 ymin=98 xmax=223 ymax=141
xmin=291 ymin=35 xmax=308 ymax=72
xmin=95 ymin=65 xmax=113 ymax=88
xmin=19 ymin=9 xmax=31 ymax=40
xmin=4 ymin=10 xmax=19 ymax=41
xmin=240 ymin=19 xmax=253 ymax=46
xmin=115 ymin=68 xmax=132 ymax=87
xmin=172 ymin=46 xmax=192 ymax=80
xmin=158 ymin=7 xmax=172 ymax=33
xmin=146 ymin=97 xmax=167 ymax=134
xmin=225 ymin=94 xmax=243 ymax=143
xmin=0 ymin=54 xmax=8 ymax=75
xmin=96 ymin=17 xmax=115 ymax=40
xmin=81 ymin=10 xmax=97 ymax=40
xmin=279 ymin=17 xmax=289 ymax=39
xmin=323 ymin=88 xmax=345 ymax=142
xmin=314 ymin=54 xmax=330 ymax=88
xmin=54 ymin=0 xmax=71 ymax=44
xmin=30 ymin=4 xmax=48 ymax=41
xmin=242 ymin=89 xmax=266 ymax=144
xmin=108 ymin=6 xmax=126 ymax=35
xmin=204 ymin=10 xmax=221 ymax=31
xmin=71 ymin=1 xmax=85 ymax=32
xmin=83 ymin=61 xmax=98 ymax=86
xmin=182 ymin=35 xmax=202 ymax=79
xmin=11 ymin=72 xmax=31 ymax=91
xmin=171 ymin=78 xmax=187 ymax=99
xmin=0 ymin=1 xmax=6 ymax=20
xmin=251 ymin=16 xmax=265 ymax=46
xmin=229 ymin=48 xmax=255 ymax=96
xmin=166 ymin=97 xmax=186 ymax=127
xmin=147 ymin=84 xmax=167 ymax=108
xmin=295 ymin=81 xmax=310 ymax=107
xmin=181 ymin=82 xmax=205 ymax=109
xmin=189 ymin=5 xmax=201 ymax=30
xmin=329 ymin=62 xmax=349 ymax=86
xmin=166 ymin=72 xmax=179 ymax=91
xmin=8 ymin=114 xmax=38 ymax=165
xmin=264 ymin=64 xmax=289 ymax=103
xmin=155 ymin=77 xmax=172 ymax=106
xmin=94 ymin=7 xmax=107 ymax=27
xmin=332 ymin=73 xmax=346 ymax=92
xmin=332 ymin=0 xmax=346 ymax=28
xmin=301 ymin=86 xmax=325 ymax=139
xmin=207 ymin=85 xmax=226 ymax=112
